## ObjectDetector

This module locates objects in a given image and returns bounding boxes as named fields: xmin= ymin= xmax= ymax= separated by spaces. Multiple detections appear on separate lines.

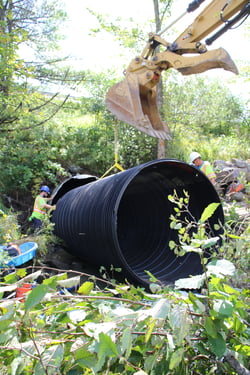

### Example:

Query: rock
xmin=45 ymin=247 xmax=78 ymax=269
xmin=215 ymin=158 xmax=250 ymax=190
xmin=226 ymin=192 xmax=244 ymax=202
xmin=216 ymin=167 xmax=237 ymax=185
xmin=231 ymin=159 xmax=249 ymax=169
xmin=214 ymin=159 xmax=249 ymax=205
xmin=68 ymin=165 xmax=84 ymax=175
xmin=245 ymin=170 xmax=250 ymax=183
xmin=214 ymin=160 xmax=233 ymax=170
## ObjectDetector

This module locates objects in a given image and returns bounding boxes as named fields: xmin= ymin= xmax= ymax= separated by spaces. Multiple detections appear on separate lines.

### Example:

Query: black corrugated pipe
xmin=52 ymin=159 xmax=224 ymax=289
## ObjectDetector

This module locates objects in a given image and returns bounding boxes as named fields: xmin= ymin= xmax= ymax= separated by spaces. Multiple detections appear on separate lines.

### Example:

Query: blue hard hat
xmin=40 ymin=185 xmax=50 ymax=194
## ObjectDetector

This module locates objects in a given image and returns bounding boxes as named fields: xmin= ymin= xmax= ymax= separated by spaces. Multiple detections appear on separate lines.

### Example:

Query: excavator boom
xmin=106 ymin=0 xmax=249 ymax=139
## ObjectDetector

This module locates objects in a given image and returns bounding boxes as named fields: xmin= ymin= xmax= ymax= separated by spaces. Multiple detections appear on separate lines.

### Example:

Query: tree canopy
xmin=0 ymin=0 xmax=68 ymax=130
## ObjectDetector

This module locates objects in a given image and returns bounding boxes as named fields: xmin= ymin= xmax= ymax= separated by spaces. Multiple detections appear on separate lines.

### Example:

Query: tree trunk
xmin=152 ymin=0 xmax=172 ymax=159
xmin=157 ymin=139 xmax=166 ymax=159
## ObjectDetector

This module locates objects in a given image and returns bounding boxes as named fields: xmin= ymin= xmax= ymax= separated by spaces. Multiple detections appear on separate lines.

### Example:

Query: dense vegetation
xmin=0 ymin=0 xmax=249 ymax=374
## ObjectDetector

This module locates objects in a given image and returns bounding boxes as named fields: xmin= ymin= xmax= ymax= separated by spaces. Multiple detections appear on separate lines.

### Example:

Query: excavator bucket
xmin=106 ymin=47 xmax=237 ymax=140
xmin=106 ymin=73 xmax=172 ymax=140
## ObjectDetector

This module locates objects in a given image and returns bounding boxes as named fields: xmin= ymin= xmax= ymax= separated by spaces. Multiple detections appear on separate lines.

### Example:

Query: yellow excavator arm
xmin=106 ymin=0 xmax=249 ymax=139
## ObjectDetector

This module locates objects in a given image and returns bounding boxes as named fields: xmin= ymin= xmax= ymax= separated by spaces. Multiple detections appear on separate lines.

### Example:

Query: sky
xmin=60 ymin=0 xmax=249 ymax=100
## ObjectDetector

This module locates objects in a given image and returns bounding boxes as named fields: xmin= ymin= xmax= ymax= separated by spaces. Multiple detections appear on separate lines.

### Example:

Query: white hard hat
xmin=190 ymin=151 xmax=201 ymax=164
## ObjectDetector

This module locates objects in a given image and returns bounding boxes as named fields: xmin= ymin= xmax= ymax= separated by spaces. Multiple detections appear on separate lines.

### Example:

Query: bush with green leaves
xmin=221 ymin=203 xmax=250 ymax=288
xmin=0 ymin=259 xmax=249 ymax=375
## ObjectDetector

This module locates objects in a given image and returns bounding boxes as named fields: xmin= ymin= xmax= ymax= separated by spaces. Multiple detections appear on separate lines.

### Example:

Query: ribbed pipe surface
xmin=53 ymin=159 xmax=224 ymax=288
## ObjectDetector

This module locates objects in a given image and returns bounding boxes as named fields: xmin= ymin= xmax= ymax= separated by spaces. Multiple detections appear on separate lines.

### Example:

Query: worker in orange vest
xmin=29 ymin=185 xmax=56 ymax=230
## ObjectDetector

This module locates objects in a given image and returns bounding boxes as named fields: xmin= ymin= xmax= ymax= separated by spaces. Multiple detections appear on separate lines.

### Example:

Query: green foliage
xmin=168 ymin=190 xmax=222 ymax=258
xmin=87 ymin=8 xmax=145 ymax=52
xmin=162 ymin=75 xmax=249 ymax=161
xmin=0 ymin=259 xmax=248 ymax=374
xmin=168 ymin=192 xmax=250 ymax=372
xmin=221 ymin=203 xmax=250 ymax=287
xmin=167 ymin=190 xmax=249 ymax=285
xmin=163 ymin=75 xmax=245 ymax=137
xmin=0 ymin=246 xmax=12 ymax=267
xmin=166 ymin=123 xmax=250 ymax=164
xmin=0 ymin=205 xmax=57 ymax=268
xmin=0 ymin=209 xmax=21 ymax=244
xmin=0 ymin=113 xmax=70 ymax=194
xmin=0 ymin=0 xmax=67 ymax=127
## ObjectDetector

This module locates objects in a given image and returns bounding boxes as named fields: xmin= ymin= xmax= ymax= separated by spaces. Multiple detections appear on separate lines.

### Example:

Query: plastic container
xmin=16 ymin=283 xmax=32 ymax=301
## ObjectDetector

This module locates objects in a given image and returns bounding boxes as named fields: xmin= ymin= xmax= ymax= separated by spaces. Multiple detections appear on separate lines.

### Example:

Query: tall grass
xmin=168 ymin=124 xmax=250 ymax=163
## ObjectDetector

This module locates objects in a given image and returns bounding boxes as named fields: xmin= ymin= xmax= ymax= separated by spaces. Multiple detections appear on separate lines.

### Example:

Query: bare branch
xmin=19 ymin=94 xmax=70 ymax=131
xmin=0 ymin=94 xmax=70 ymax=133
xmin=28 ymin=92 xmax=59 ymax=112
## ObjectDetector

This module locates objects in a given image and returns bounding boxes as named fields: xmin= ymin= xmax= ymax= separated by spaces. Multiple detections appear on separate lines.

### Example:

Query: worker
xmin=29 ymin=185 xmax=56 ymax=230
xmin=3 ymin=242 xmax=21 ymax=256
xmin=189 ymin=152 xmax=216 ymax=184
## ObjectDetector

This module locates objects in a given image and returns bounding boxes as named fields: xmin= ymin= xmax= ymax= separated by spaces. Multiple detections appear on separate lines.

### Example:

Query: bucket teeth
xmin=106 ymin=74 xmax=171 ymax=140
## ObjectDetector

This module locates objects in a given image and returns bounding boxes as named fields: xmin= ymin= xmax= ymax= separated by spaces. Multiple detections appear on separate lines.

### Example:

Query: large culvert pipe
xmin=52 ymin=159 xmax=224 ymax=288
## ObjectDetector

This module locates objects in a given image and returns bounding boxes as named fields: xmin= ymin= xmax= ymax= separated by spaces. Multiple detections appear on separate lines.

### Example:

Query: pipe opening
xmin=53 ymin=160 xmax=224 ymax=288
